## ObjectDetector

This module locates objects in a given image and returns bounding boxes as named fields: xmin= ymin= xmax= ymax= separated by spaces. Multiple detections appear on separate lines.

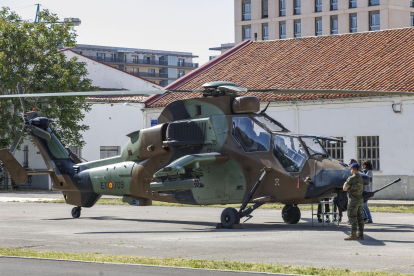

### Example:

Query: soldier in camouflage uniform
xmin=343 ymin=163 xmax=364 ymax=240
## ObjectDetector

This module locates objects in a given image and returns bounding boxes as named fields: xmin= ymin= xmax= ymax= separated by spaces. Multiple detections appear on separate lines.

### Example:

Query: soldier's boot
xmin=357 ymin=229 xmax=364 ymax=240
xmin=344 ymin=229 xmax=358 ymax=241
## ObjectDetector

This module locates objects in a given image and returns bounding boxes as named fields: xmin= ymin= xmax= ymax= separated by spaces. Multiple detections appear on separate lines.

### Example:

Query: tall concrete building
xmin=235 ymin=0 xmax=414 ymax=43
xmin=68 ymin=44 xmax=199 ymax=86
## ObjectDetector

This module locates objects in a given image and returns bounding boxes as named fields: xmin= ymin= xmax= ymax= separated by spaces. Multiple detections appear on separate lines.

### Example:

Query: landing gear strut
xmin=281 ymin=204 xmax=301 ymax=224
xmin=219 ymin=168 xmax=269 ymax=229
xmin=71 ymin=206 xmax=81 ymax=218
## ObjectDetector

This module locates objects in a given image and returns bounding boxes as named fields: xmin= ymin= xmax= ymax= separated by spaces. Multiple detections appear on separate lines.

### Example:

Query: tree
xmin=0 ymin=7 xmax=92 ymax=151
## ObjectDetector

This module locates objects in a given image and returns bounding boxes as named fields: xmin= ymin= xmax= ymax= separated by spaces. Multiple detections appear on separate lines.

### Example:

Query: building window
xmin=96 ymin=53 xmax=105 ymax=60
xmin=143 ymin=56 xmax=151 ymax=64
xmin=331 ymin=0 xmax=338 ymax=10
xmin=369 ymin=0 xmax=379 ymax=6
xmin=242 ymin=0 xmax=251 ymax=21
xmin=369 ymin=11 xmax=380 ymax=31
xmin=315 ymin=0 xmax=322 ymax=12
xmin=100 ymin=146 xmax=120 ymax=159
xmin=411 ymin=0 xmax=414 ymax=7
xmin=178 ymin=58 xmax=185 ymax=66
xmin=321 ymin=138 xmax=344 ymax=162
xmin=262 ymin=0 xmax=268 ymax=18
xmin=262 ymin=23 xmax=269 ymax=40
xmin=331 ymin=15 xmax=338 ymax=34
xmin=357 ymin=136 xmax=380 ymax=170
xmin=315 ymin=17 xmax=322 ymax=36
xmin=279 ymin=21 xmax=286 ymax=39
xmin=294 ymin=0 xmax=301 ymax=15
xmin=294 ymin=19 xmax=301 ymax=37
xmin=242 ymin=25 xmax=252 ymax=40
xmin=160 ymin=80 xmax=169 ymax=86
xmin=280 ymin=0 xmax=286 ymax=16
xmin=349 ymin=0 xmax=357 ymax=8
xmin=411 ymin=12 xmax=414 ymax=26
xmin=350 ymin=13 xmax=358 ymax=33
xmin=178 ymin=70 xmax=185 ymax=78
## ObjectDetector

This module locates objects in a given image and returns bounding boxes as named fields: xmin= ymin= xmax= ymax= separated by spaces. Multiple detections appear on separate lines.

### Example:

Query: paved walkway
xmin=0 ymin=202 xmax=413 ymax=274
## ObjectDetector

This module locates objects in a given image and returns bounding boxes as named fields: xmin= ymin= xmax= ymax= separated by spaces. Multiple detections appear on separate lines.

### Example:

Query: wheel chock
xmin=215 ymin=223 xmax=243 ymax=229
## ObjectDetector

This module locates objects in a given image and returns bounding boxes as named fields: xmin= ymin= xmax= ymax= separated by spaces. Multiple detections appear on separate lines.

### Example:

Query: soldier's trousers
xmin=348 ymin=199 xmax=364 ymax=231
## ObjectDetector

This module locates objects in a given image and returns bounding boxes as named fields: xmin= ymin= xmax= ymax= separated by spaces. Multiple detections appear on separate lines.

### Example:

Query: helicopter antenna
xmin=260 ymin=102 xmax=271 ymax=114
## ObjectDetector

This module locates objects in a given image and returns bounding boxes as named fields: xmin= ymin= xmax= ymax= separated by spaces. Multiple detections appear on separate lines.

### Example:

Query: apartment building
xmin=69 ymin=44 xmax=199 ymax=86
xmin=235 ymin=0 xmax=414 ymax=42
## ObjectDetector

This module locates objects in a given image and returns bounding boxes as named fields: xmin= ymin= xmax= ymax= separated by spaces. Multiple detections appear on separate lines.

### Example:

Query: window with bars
xmin=321 ymin=137 xmax=344 ymax=162
xmin=242 ymin=0 xmax=251 ymax=20
xmin=280 ymin=0 xmax=286 ymax=16
xmin=262 ymin=23 xmax=269 ymax=40
xmin=279 ymin=21 xmax=286 ymax=39
xmin=100 ymin=146 xmax=120 ymax=159
xmin=331 ymin=15 xmax=338 ymax=34
xmin=69 ymin=146 xmax=82 ymax=159
xmin=262 ymin=0 xmax=268 ymax=18
xmin=242 ymin=25 xmax=252 ymax=40
xmin=315 ymin=0 xmax=322 ymax=12
xmin=357 ymin=136 xmax=380 ymax=170
xmin=369 ymin=10 xmax=380 ymax=31
xmin=349 ymin=0 xmax=357 ymax=8
xmin=315 ymin=17 xmax=322 ymax=36
xmin=350 ymin=13 xmax=358 ymax=33
xmin=331 ymin=0 xmax=338 ymax=10
xmin=294 ymin=19 xmax=301 ymax=37
xmin=294 ymin=0 xmax=301 ymax=15
xmin=23 ymin=145 xmax=29 ymax=168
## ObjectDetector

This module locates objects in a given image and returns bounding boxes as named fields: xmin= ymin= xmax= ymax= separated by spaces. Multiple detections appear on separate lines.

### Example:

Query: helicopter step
xmin=219 ymin=167 xmax=270 ymax=229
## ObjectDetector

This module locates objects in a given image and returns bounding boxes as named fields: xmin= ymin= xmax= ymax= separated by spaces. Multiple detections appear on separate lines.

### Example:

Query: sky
xmin=3 ymin=0 xmax=235 ymax=65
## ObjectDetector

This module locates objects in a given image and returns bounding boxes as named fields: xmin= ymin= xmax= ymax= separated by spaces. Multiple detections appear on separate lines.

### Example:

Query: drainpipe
xmin=293 ymin=103 xmax=299 ymax=132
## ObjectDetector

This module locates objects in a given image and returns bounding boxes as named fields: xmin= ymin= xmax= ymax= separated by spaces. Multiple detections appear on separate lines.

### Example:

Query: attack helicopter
xmin=0 ymin=81 xmax=411 ymax=228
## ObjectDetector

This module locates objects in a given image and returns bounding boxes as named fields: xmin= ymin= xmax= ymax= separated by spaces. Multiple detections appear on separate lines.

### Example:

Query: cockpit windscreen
xmin=273 ymin=135 xmax=307 ymax=172
xmin=301 ymin=137 xmax=327 ymax=156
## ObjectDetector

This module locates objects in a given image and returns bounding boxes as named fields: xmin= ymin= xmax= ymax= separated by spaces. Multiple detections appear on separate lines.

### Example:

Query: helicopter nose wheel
xmin=220 ymin=208 xmax=240 ymax=229
xmin=282 ymin=204 xmax=301 ymax=224
xmin=71 ymin=206 xmax=81 ymax=218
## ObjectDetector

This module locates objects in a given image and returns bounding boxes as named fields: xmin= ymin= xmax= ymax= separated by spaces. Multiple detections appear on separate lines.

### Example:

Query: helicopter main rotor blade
xmin=0 ymin=90 xmax=168 ymax=99
xmin=247 ymin=88 xmax=414 ymax=96
xmin=17 ymin=82 xmax=26 ymax=113
xmin=9 ymin=130 xmax=25 ymax=155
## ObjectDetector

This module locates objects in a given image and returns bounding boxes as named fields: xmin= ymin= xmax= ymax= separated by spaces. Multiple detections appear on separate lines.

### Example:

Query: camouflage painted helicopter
xmin=0 ymin=82 xmax=410 ymax=228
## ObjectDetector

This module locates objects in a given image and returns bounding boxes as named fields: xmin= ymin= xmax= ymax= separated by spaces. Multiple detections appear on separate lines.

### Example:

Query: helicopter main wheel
xmin=220 ymin=207 xmax=240 ymax=229
xmin=282 ymin=204 xmax=301 ymax=224
xmin=71 ymin=206 xmax=81 ymax=218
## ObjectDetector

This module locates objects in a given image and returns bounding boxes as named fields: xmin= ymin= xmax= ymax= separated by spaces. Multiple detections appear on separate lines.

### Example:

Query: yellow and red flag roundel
xmin=108 ymin=181 xmax=114 ymax=189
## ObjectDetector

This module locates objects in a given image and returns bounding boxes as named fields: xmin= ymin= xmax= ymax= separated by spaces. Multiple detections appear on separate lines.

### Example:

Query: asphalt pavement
xmin=0 ymin=202 xmax=413 ymax=274
xmin=0 ymin=257 xmax=288 ymax=276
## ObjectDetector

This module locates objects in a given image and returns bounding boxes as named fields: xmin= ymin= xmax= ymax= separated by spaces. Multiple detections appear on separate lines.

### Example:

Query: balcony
xmin=178 ymin=61 xmax=198 ymax=68
xmin=87 ymin=56 xmax=198 ymax=68
xmin=132 ymin=59 xmax=168 ymax=66
xmin=129 ymin=71 xmax=169 ymax=79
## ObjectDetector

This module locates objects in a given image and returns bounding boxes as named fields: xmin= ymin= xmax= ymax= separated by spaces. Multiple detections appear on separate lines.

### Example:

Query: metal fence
xmin=129 ymin=71 xmax=169 ymax=78
xmin=86 ymin=56 xmax=199 ymax=68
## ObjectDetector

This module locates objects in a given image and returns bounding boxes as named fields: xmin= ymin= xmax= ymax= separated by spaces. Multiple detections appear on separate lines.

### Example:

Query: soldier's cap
xmin=350 ymin=163 xmax=359 ymax=169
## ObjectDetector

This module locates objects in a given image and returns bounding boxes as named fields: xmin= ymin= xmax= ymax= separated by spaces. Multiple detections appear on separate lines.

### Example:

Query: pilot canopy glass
xmin=273 ymin=135 xmax=307 ymax=172
xmin=301 ymin=137 xmax=327 ymax=156
xmin=232 ymin=117 xmax=271 ymax=152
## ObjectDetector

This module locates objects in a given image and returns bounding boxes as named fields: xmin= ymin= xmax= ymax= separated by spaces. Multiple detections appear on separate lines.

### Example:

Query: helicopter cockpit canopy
xmin=273 ymin=135 xmax=307 ymax=173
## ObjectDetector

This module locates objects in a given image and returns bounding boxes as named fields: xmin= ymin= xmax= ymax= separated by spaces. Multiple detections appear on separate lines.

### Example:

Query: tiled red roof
xmin=146 ymin=28 xmax=414 ymax=108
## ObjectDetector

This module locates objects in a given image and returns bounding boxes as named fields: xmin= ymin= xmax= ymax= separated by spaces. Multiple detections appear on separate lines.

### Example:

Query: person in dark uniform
xmin=343 ymin=163 xmax=365 ymax=240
